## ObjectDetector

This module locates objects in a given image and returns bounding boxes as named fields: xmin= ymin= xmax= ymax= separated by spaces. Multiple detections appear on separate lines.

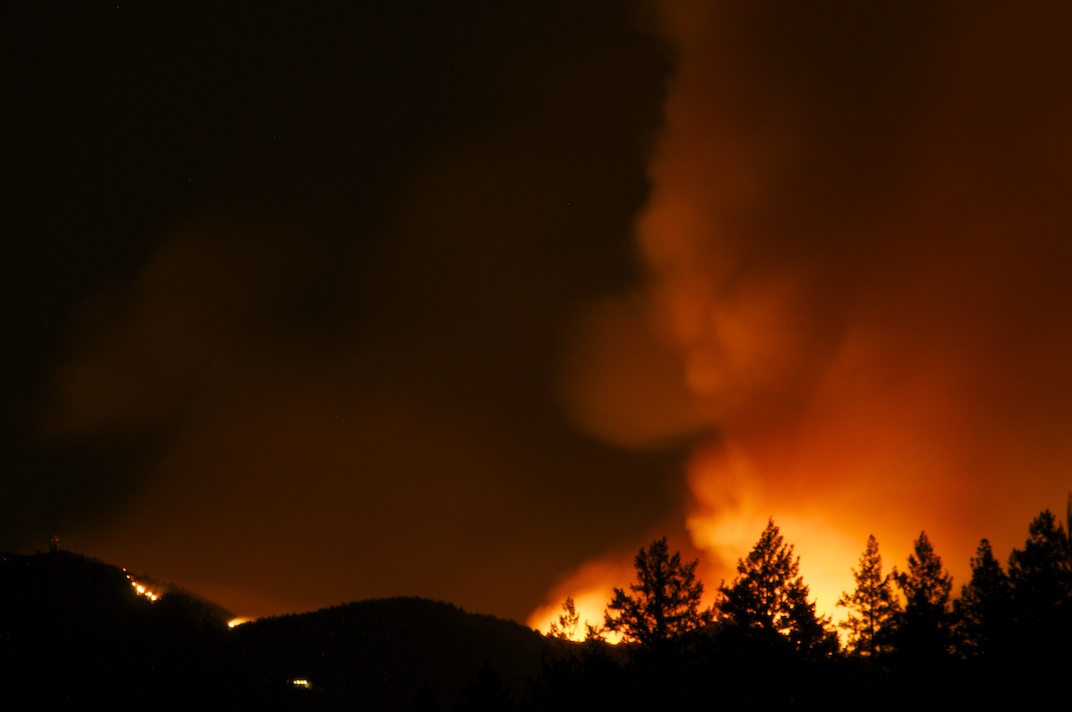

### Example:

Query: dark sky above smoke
xmin=4 ymin=1 xmax=683 ymax=620
xmin=5 ymin=2 xmax=1072 ymax=624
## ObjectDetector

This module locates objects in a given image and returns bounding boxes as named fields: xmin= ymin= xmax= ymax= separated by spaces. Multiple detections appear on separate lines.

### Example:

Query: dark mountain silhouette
xmin=231 ymin=597 xmax=561 ymax=710
xmin=0 ymin=550 xmax=232 ymax=706
xmin=0 ymin=549 xmax=564 ymax=710
xmin=9 ymin=505 xmax=1068 ymax=709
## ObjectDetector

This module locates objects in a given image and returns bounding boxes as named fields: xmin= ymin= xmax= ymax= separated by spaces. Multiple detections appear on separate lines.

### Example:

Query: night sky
xmin=5 ymin=2 xmax=1072 ymax=627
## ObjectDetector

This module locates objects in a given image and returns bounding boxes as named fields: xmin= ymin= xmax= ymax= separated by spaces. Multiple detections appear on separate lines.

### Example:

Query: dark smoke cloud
xmin=6 ymin=2 xmax=682 ymax=621
xmin=12 ymin=1 xmax=1072 ymax=626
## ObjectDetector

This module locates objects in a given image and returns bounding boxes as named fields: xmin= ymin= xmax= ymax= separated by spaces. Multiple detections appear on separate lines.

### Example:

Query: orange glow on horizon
xmin=526 ymin=558 xmax=641 ymax=644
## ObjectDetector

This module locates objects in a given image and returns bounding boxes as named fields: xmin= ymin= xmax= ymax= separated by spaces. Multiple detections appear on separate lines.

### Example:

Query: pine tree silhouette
xmin=603 ymin=537 xmax=712 ymax=653
xmin=719 ymin=518 xmax=836 ymax=656
xmin=955 ymin=538 xmax=1012 ymax=659
xmin=838 ymin=534 xmax=899 ymax=658
xmin=892 ymin=532 xmax=954 ymax=664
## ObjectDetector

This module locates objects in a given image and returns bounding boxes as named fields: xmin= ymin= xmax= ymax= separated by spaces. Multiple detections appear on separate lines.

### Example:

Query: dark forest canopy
xmin=539 ymin=507 xmax=1072 ymax=706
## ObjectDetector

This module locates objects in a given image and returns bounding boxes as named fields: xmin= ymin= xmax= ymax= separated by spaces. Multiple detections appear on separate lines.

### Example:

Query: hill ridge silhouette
xmin=0 ymin=549 xmax=562 ymax=709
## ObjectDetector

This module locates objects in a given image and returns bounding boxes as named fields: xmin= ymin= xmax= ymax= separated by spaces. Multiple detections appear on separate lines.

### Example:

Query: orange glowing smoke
xmin=537 ymin=1 xmax=1072 ymax=627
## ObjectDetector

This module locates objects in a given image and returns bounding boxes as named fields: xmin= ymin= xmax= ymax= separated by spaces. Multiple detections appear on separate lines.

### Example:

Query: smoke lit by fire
xmin=16 ymin=1 xmax=1072 ymax=632
xmin=534 ymin=1 xmax=1072 ymax=628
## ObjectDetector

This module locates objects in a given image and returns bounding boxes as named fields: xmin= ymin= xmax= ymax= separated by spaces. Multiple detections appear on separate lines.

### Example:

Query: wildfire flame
xmin=527 ymin=559 xmax=634 ymax=643
xmin=126 ymin=573 xmax=161 ymax=603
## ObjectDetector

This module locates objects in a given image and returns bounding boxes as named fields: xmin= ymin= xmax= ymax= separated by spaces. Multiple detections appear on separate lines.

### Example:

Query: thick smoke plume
xmin=541 ymin=1 xmax=1072 ymax=624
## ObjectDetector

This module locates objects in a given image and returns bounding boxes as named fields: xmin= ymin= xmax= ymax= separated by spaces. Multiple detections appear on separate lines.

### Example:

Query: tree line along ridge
xmin=534 ymin=503 xmax=1072 ymax=706
xmin=550 ymin=507 xmax=1072 ymax=657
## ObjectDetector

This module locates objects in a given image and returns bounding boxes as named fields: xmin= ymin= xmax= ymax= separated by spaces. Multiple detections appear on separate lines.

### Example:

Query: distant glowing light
xmin=527 ymin=559 xmax=638 ymax=644
xmin=227 ymin=617 xmax=252 ymax=628
xmin=529 ymin=589 xmax=619 ymax=643
xmin=291 ymin=678 xmax=311 ymax=689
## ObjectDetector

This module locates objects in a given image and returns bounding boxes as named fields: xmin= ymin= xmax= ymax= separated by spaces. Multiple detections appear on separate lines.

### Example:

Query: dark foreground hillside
xmin=0 ymin=550 xmax=563 ymax=710
xmin=231 ymin=598 xmax=559 ymax=710
xmin=0 ymin=550 xmax=231 ymax=706
xmin=10 ymin=528 xmax=1070 ymax=711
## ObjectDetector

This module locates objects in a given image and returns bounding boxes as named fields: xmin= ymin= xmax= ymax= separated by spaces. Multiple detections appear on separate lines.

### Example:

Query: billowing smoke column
xmin=537 ymin=1 xmax=1072 ymax=630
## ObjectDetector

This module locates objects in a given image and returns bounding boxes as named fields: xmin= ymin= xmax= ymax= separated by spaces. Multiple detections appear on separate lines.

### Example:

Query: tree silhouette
xmin=955 ymin=538 xmax=1012 ymax=659
xmin=457 ymin=662 xmax=515 ymax=712
xmin=603 ymin=537 xmax=712 ymax=652
xmin=892 ymin=532 xmax=954 ymax=663
xmin=1008 ymin=509 xmax=1072 ymax=620
xmin=719 ymin=518 xmax=835 ymax=656
xmin=1007 ymin=509 xmax=1072 ymax=668
xmin=838 ymin=534 xmax=899 ymax=658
